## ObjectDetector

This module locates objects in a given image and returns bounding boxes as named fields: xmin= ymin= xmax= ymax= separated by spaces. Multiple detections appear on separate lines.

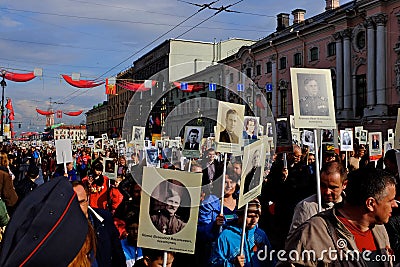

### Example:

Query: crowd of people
xmin=0 ymin=139 xmax=398 ymax=266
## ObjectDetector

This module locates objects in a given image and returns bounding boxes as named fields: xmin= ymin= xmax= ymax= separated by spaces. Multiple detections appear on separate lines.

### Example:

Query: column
xmin=271 ymin=56 xmax=277 ymax=117
xmin=365 ymin=18 xmax=376 ymax=106
xmin=334 ymin=32 xmax=343 ymax=110
xmin=343 ymin=29 xmax=352 ymax=112
xmin=375 ymin=14 xmax=387 ymax=106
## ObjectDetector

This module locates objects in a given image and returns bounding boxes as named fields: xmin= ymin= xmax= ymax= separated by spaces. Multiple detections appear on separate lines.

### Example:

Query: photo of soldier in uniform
xmin=298 ymin=76 xmax=328 ymax=116
xmin=369 ymin=132 xmax=382 ymax=156
xmin=137 ymin=167 xmax=202 ymax=253
xmin=149 ymin=179 xmax=190 ymax=235
xmin=290 ymin=68 xmax=336 ymax=129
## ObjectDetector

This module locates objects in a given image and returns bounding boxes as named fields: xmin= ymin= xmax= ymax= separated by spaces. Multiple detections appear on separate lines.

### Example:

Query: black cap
xmin=0 ymin=177 xmax=88 ymax=267
xmin=26 ymin=165 xmax=39 ymax=179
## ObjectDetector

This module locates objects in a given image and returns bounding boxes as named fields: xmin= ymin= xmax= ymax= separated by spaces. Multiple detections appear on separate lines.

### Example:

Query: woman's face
xmin=224 ymin=175 xmax=237 ymax=195
xmin=247 ymin=120 xmax=255 ymax=133
xmin=119 ymin=157 xmax=126 ymax=165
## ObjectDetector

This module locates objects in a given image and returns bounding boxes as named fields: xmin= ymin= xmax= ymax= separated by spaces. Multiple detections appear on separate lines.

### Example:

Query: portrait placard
xmin=276 ymin=118 xmax=292 ymax=153
xmin=117 ymin=140 xmax=127 ymax=156
xmin=238 ymin=138 xmax=268 ymax=208
xmin=291 ymin=130 xmax=301 ymax=146
xmin=384 ymin=141 xmax=393 ymax=157
xmin=302 ymin=130 xmax=315 ymax=153
xmin=94 ymin=138 xmax=103 ymax=152
xmin=87 ymin=136 xmax=95 ymax=148
xmin=243 ymin=116 xmax=260 ymax=146
xmin=369 ymin=132 xmax=382 ymax=156
xmin=216 ymin=101 xmax=245 ymax=154
xmin=101 ymin=133 xmax=108 ymax=141
xmin=388 ymin=129 xmax=394 ymax=145
xmin=146 ymin=148 xmax=159 ymax=167
xmin=103 ymin=158 xmax=117 ymax=180
xmin=55 ymin=139 xmax=73 ymax=164
xmin=290 ymin=68 xmax=336 ymax=129
xmin=359 ymin=130 xmax=368 ymax=145
xmin=182 ymin=126 xmax=204 ymax=158
xmin=132 ymin=126 xmax=145 ymax=148
xmin=137 ymin=167 xmax=202 ymax=254
xmin=340 ymin=130 xmax=353 ymax=152
xmin=354 ymin=126 xmax=363 ymax=141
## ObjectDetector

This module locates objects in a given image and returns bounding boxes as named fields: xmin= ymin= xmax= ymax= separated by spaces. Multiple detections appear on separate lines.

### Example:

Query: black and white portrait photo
xmin=216 ymin=101 xmax=245 ymax=153
xmin=290 ymin=68 xmax=336 ymax=129
xmin=132 ymin=126 xmax=145 ymax=141
xmin=183 ymin=127 xmax=203 ymax=151
xmin=146 ymin=148 xmax=159 ymax=167
xmin=137 ymin=167 xmax=202 ymax=253
xmin=149 ymin=179 xmax=190 ymax=235
xmin=340 ymin=130 xmax=353 ymax=152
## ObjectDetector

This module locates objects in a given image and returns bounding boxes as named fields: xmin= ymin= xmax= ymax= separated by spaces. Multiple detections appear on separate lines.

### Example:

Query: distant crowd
xmin=0 ymin=141 xmax=398 ymax=266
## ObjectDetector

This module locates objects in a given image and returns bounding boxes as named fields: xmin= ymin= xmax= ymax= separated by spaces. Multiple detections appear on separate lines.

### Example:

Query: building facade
xmin=221 ymin=0 xmax=400 ymax=138
xmin=108 ymin=38 xmax=255 ymax=139
xmin=86 ymin=101 xmax=108 ymax=137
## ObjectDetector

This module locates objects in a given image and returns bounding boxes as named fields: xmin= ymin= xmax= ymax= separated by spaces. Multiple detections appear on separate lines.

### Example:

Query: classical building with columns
xmin=220 ymin=0 xmax=400 ymax=136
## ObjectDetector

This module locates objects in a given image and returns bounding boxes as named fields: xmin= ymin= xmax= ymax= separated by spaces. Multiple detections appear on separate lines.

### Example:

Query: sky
xmin=0 ymin=0 xmax=352 ymax=135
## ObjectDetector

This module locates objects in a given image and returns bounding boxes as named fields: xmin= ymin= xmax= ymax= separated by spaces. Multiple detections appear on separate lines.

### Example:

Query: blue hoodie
xmin=210 ymin=224 xmax=275 ymax=267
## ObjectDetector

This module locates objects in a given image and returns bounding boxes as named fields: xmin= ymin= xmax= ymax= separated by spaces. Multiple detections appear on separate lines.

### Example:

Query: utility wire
xmin=57 ymin=0 xmax=221 ymax=105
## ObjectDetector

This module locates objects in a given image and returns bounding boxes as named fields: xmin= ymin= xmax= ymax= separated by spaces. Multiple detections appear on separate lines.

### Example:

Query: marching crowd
xmin=0 ymin=140 xmax=398 ymax=266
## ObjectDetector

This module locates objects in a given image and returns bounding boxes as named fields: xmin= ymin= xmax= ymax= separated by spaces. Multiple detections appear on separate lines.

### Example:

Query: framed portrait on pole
xmin=137 ymin=167 xmax=202 ymax=254
xmin=290 ymin=68 xmax=336 ymax=129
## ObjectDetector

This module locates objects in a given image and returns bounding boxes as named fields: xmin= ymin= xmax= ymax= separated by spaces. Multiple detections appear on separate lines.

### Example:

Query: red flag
xmin=56 ymin=110 xmax=63 ymax=119
xmin=8 ymin=113 xmax=14 ymax=121
xmin=5 ymin=99 xmax=13 ymax=110
xmin=255 ymin=95 xmax=265 ymax=110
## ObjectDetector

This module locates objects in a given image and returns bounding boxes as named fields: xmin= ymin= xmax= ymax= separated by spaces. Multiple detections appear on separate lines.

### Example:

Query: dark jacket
xmin=0 ymin=166 xmax=18 ymax=207
xmin=89 ymin=208 xmax=126 ymax=267
xmin=219 ymin=129 xmax=239 ymax=144
xmin=14 ymin=177 xmax=38 ymax=203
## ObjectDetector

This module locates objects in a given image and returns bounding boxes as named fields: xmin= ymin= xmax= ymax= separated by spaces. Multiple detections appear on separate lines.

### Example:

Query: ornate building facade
xmin=220 ymin=0 xmax=400 ymax=137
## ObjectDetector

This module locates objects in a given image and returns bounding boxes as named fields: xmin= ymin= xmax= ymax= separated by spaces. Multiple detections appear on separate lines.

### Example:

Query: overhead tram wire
xmin=175 ymin=0 xmax=245 ymax=39
xmin=57 ymin=0 xmax=221 ymax=105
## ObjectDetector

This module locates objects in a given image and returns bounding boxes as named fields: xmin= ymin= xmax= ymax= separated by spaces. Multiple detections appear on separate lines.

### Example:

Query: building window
xmin=310 ymin=47 xmax=319 ymax=61
xmin=266 ymin=62 xmax=272 ymax=73
xmin=229 ymin=73 xmax=234 ymax=83
xmin=246 ymin=68 xmax=252 ymax=78
xmin=293 ymin=53 xmax=302 ymax=66
xmin=356 ymin=31 xmax=366 ymax=50
xmin=280 ymin=89 xmax=287 ymax=115
xmin=355 ymin=74 xmax=367 ymax=117
xmin=256 ymin=65 xmax=261 ymax=76
xmin=279 ymin=57 xmax=287 ymax=70
xmin=327 ymin=42 xmax=336 ymax=57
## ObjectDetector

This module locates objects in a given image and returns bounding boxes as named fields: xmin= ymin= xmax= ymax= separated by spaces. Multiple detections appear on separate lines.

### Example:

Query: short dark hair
xmin=188 ymin=128 xmax=199 ymax=135
xmin=345 ymin=168 xmax=396 ymax=206
xmin=321 ymin=161 xmax=347 ymax=183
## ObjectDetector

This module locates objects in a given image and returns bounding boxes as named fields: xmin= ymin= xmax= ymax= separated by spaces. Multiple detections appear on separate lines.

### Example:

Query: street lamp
xmin=0 ymin=70 xmax=7 ymax=137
